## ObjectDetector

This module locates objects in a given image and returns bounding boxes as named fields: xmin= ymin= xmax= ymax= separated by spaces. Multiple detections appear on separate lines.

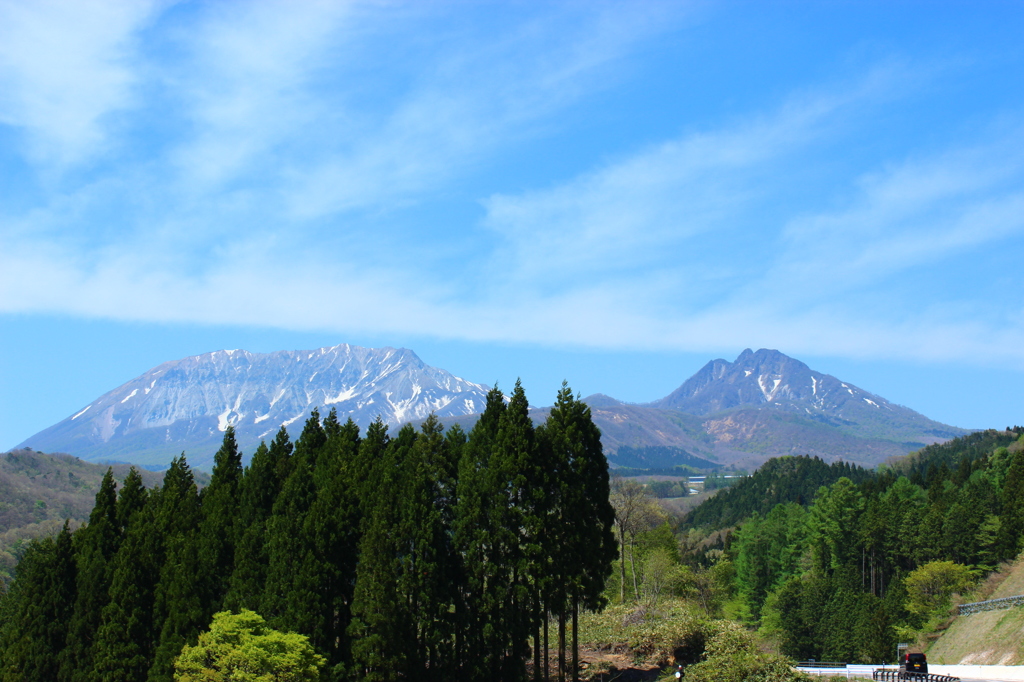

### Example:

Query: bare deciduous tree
xmin=609 ymin=477 xmax=662 ymax=602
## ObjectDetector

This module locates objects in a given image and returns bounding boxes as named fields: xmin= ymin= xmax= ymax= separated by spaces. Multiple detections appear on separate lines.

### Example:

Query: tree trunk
xmin=572 ymin=595 xmax=579 ymax=682
xmin=534 ymin=589 xmax=541 ymax=682
xmin=544 ymin=608 xmax=550 ymax=682
xmin=558 ymin=611 xmax=566 ymax=682
xmin=629 ymin=539 xmax=639 ymax=601
xmin=618 ymin=522 xmax=627 ymax=603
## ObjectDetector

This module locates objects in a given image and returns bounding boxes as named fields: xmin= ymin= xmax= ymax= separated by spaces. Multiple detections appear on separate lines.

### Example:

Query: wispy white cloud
xmin=760 ymin=131 xmax=1024 ymax=304
xmin=282 ymin=2 xmax=684 ymax=218
xmin=0 ymin=0 xmax=164 ymax=169
xmin=479 ymin=64 xmax=909 ymax=293
xmin=2 ymin=2 xmax=1024 ymax=372
xmin=165 ymin=1 xmax=360 ymax=192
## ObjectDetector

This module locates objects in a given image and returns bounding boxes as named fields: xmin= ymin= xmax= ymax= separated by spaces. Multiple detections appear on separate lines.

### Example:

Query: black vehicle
xmin=899 ymin=652 xmax=928 ymax=675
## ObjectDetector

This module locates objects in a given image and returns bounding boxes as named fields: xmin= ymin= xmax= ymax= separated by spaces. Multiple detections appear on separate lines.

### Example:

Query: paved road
xmin=797 ymin=665 xmax=1023 ymax=682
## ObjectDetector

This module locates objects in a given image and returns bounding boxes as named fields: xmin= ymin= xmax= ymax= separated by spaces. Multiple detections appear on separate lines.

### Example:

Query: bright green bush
xmin=174 ymin=610 xmax=325 ymax=682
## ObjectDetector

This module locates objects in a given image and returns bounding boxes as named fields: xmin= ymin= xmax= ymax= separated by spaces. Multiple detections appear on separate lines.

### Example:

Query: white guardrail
xmin=798 ymin=664 xmax=1024 ymax=681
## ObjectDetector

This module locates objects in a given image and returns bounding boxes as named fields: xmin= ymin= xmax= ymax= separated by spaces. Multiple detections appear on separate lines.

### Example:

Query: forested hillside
xmin=681 ymin=456 xmax=873 ymax=531
xmin=0 ymin=383 xmax=616 ymax=682
xmin=0 ymin=450 xmax=168 ymax=582
xmin=681 ymin=428 xmax=1024 ymax=662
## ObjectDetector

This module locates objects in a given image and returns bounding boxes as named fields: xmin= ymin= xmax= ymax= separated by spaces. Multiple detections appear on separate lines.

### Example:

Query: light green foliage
xmin=639 ymin=548 xmax=688 ymax=607
xmin=174 ymin=610 xmax=325 ymax=682
xmin=732 ymin=503 xmax=809 ymax=620
xmin=580 ymin=605 xmax=806 ymax=682
xmin=808 ymin=477 xmax=864 ymax=571
xmin=904 ymin=560 xmax=976 ymax=617
xmin=684 ymin=621 xmax=808 ymax=682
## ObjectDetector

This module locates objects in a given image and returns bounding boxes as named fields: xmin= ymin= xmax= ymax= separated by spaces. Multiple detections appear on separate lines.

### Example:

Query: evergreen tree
xmin=0 ymin=523 xmax=77 ymax=682
xmin=808 ymin=477 xmax=865 ymax=573
xmin=304 ymin=409 xmax=362 ymax=675
xmin=60 ymin=468 xmax=119 ymax=682
xmin=92 ymin=502 xmax=157 ymax=682
xmin=196 ymin=426 xmax=244 ymax=617
xmin=116 ymin=467 xmax=148 ymax=533
xmin=261 ymin=425 xmax=318 ymax=634
xmin=148 ymin=455 xmax=203 ymax=682
xmin=490 ymin=380 xmax=540 ymax=682
xmin=224 ymin=440 xmax=272 ymax=613
xmin=541 ymin=383 xmax=617 ymax=682
xmin=401 ymin=415 xmax=460 ymax=680
xmin=454 ymin=386 xmax=506 ymax=679
xmin=349 ymin=422 xmax=417 ymax=682
xmin=998 ymin=449 xmax=1024 ymax=556
xmin=225 ymin=428 xmax=293 ymax=614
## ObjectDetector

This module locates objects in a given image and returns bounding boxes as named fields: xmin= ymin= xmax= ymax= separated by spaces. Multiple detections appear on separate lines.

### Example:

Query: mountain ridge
xmin=18 ymin=344 xmax=492 ymax=468
xmin=16 ymin=345 xmax=969 ymax=471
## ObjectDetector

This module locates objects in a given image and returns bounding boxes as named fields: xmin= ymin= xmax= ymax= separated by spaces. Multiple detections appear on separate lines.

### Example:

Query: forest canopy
xmin=0 ymin=382 xmax=617 ymax=682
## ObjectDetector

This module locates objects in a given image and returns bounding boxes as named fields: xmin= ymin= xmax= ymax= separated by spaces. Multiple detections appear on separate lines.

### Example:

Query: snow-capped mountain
xmin=654 ymin=348 xmax=898 ymax=415
xmin=634 ymin=348 xmax=966 ymax=466
xmin=18 ymin=345 xmax=968 ymax=472
xmin=18 ymin=344 xmax=491 ymax=468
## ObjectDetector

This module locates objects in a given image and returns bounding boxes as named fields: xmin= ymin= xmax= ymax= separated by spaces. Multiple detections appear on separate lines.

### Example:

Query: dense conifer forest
xmin=0 ymin=382 xmax=617 ymax=682
xmin=680 ymin=428 xmax=1024 ymax=662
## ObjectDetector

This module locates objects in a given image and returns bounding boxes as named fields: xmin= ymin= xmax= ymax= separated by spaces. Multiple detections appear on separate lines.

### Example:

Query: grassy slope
xmin=927 ymin=557 xmax=1024 ymax=665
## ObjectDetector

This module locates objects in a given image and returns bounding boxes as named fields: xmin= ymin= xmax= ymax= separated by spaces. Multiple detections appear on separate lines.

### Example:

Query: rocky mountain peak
xmin=653 ymin=348 xmax=883 ymax=417
xmin=18 ymin=343 xmax=491 ymax=468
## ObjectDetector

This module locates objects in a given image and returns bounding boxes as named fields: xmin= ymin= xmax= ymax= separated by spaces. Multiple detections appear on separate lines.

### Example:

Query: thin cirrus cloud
xmin=764 ymin=133 xmax=1024 ymax=302
xmin=0 ymin=0 xmax=164 ymax=169
xmin=478 ymin=64 xmax=909 ymax=292
xmin=280 ymin=3 xmax=682 ymax=220
xmin=1 ymin=2 xmax=1023 ymax=370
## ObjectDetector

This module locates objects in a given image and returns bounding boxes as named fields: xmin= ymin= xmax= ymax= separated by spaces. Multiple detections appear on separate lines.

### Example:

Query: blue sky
xmin=2 ymin=1 xmax=1024 ymax=451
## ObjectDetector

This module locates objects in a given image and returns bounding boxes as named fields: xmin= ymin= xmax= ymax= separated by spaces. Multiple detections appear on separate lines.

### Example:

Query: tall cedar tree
xmin=349 ymin=422 xmax=418 ymax=681
xmin=261 ymin=412 xmax=323 ymax=641
xmin=491 ymin=380 xmax=542 ymax=682
xmin=401 ymin=415 xmax=460 ymax=681
xmin=225 ymin=427 xmax=293 ymax=613
xmin=453 ymin=386 xmax=507 ymax=680
xmin=540 ymin=383 xmax=617 ymax=682
xmin=305 ymin=409 xmax=362 ymax=675
xmin=148 ymin=455 xmax=203 ymax=682
xmin=0 ymin=523 xmax=76 ymax=682
xmin=60 ymin=469 xmax=119 ymax=682
xmin=92 ymin=495 xmax=157 ymax=682
xmin=196 ymin=426 xmax=244 ymax=617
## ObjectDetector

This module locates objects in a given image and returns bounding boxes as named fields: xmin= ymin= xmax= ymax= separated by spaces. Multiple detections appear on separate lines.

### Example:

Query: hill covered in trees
xmin=0 ymin=383 xmax=617 ymax=682
xmin=0 ymin=450 xmax=171 ymax=582
xmin=680 ymin=428 xmax=1024 ymax=662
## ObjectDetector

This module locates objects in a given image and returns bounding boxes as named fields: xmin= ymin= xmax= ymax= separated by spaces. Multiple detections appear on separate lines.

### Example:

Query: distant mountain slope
xmin=0 ymin=449 xmax=166 ymax=581
xmin=18 ymin=345 xmax=491 ymax=469
xmin=652 ymin=348 xmax=962 ymax=444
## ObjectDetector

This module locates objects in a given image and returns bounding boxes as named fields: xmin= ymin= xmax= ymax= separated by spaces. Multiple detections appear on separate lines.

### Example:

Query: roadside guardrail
xmin=798 ymin=662 xmax=846 ymax=668
xmin=958 ymin=594 xmax=1024 ymax=616
xmin=872 ymin=670 xmax=959 ymax=682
